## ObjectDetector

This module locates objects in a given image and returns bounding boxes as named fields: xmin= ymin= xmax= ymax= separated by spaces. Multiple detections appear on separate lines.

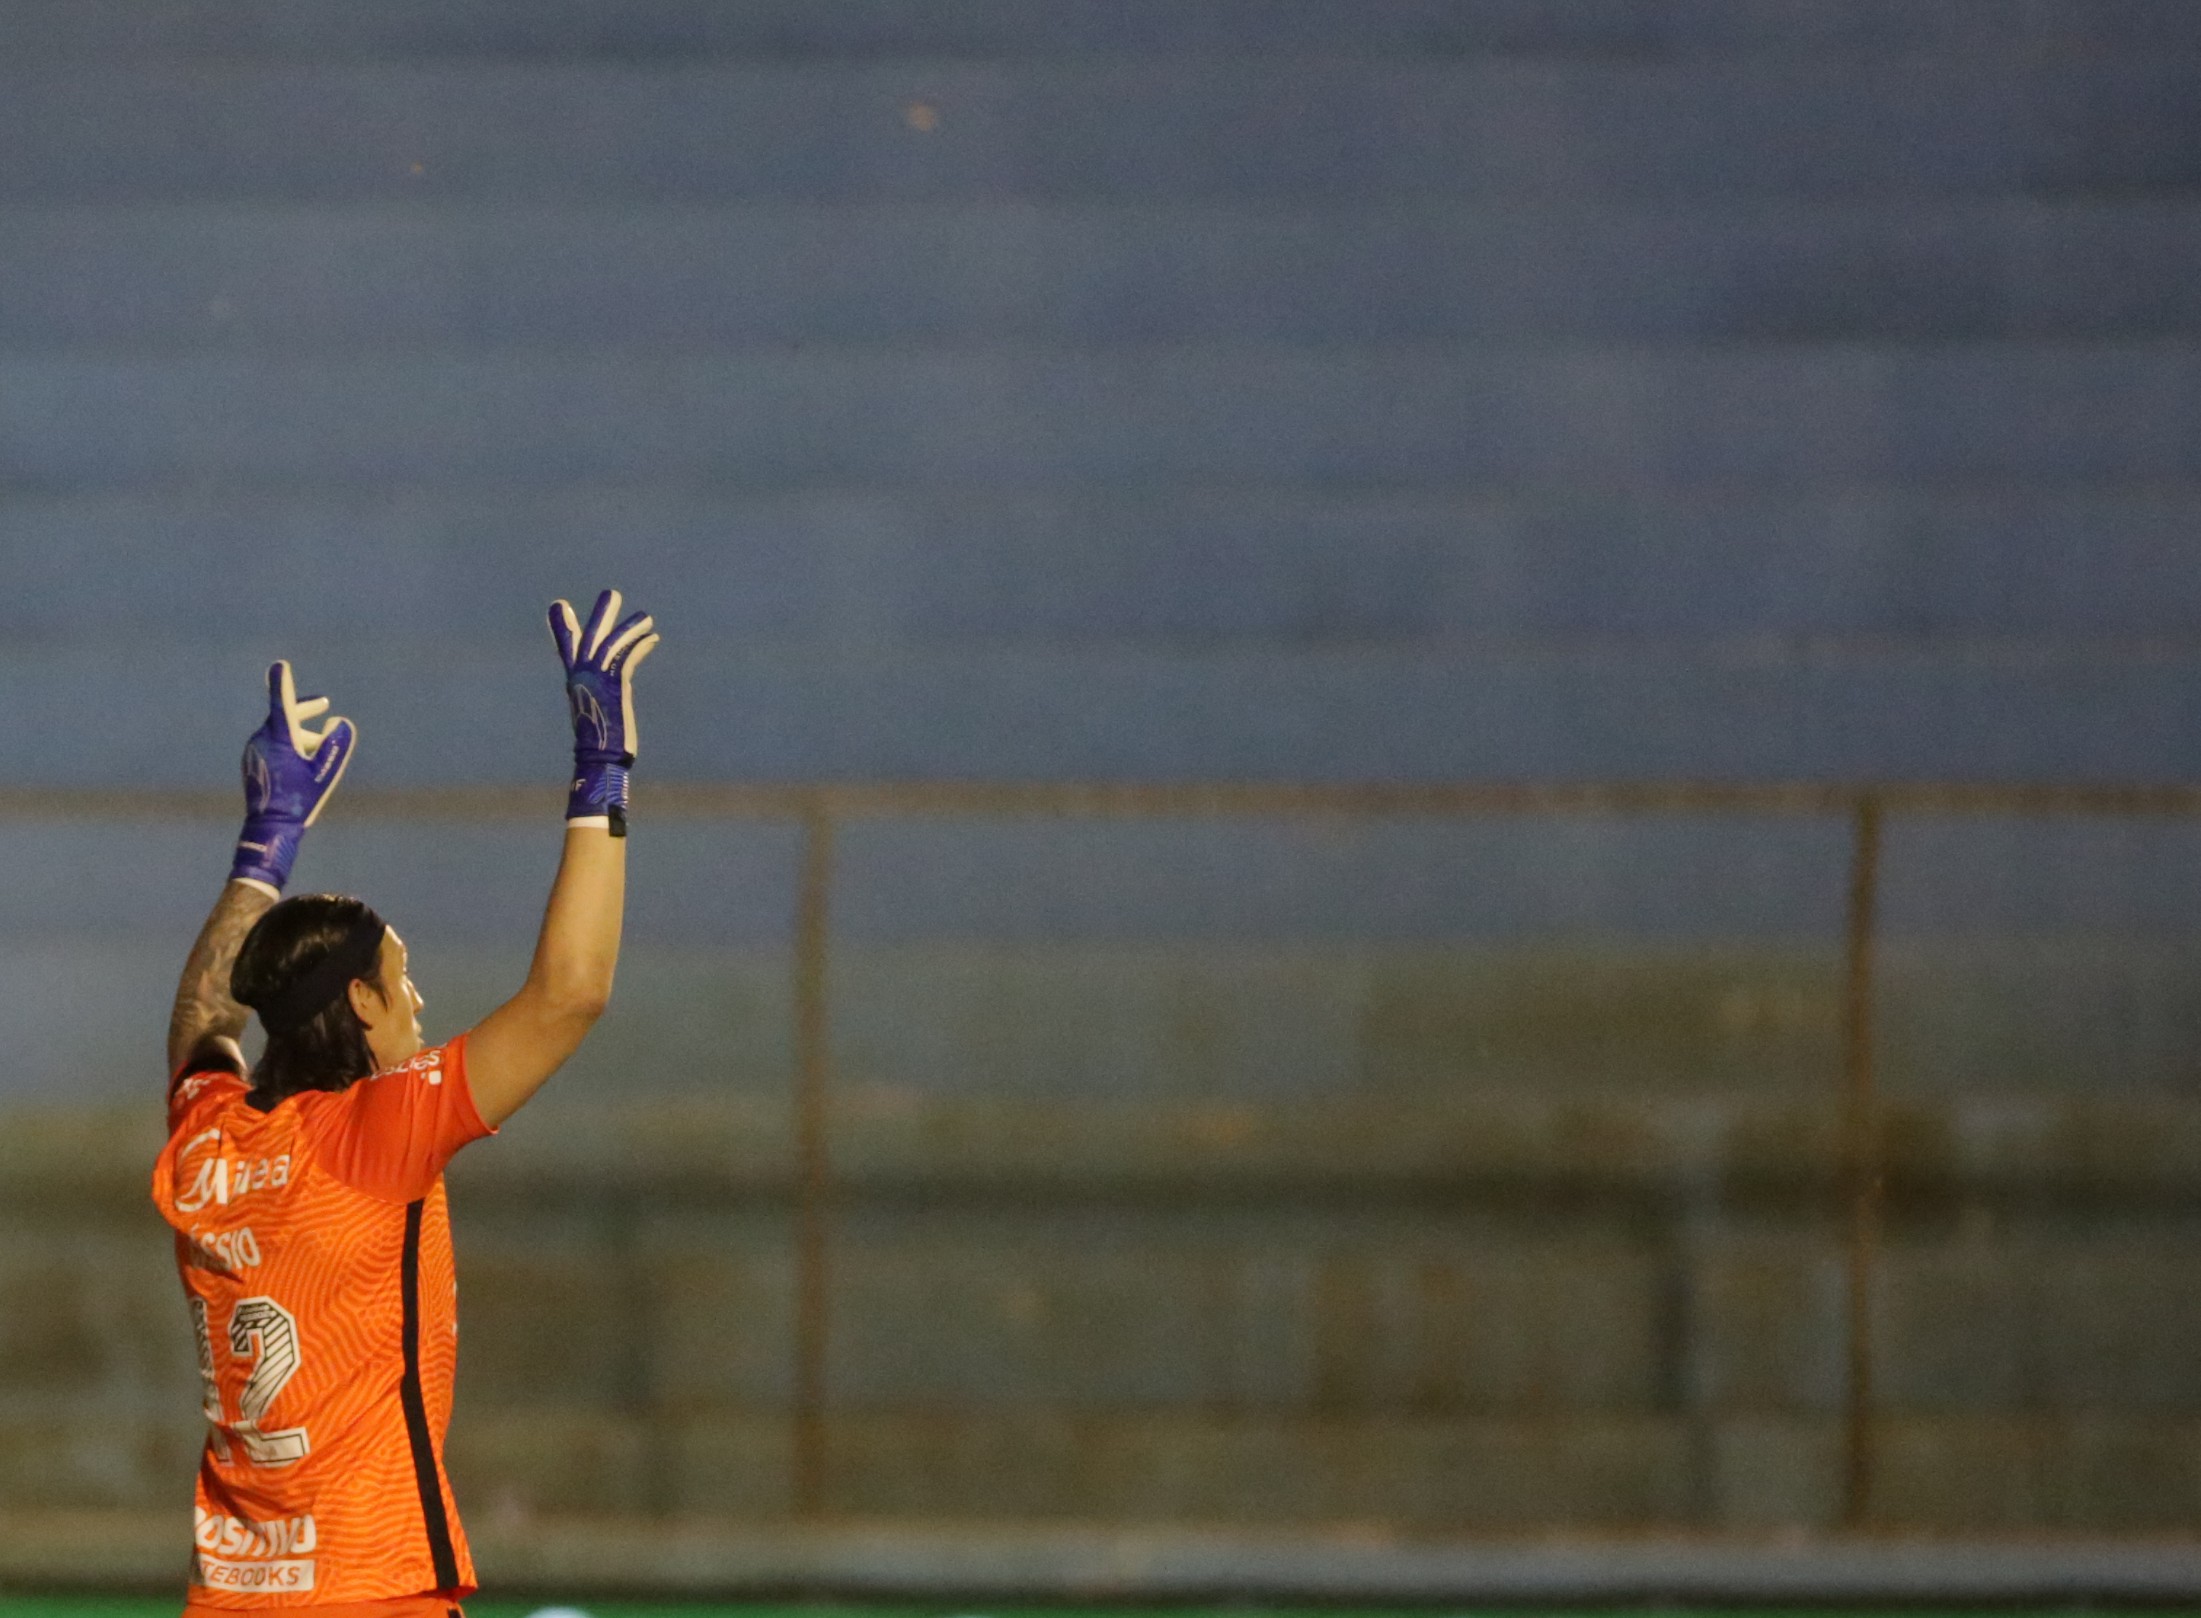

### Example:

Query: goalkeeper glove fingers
xmin=232 ymin=660 xmax=357 ymax=893
xmin=549 ymin=588 xmax=659 ymax=833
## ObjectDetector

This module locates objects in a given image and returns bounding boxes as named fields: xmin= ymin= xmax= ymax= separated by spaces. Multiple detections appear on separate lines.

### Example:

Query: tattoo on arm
xmin=167 ymin=881 xmax=277 ymax=1080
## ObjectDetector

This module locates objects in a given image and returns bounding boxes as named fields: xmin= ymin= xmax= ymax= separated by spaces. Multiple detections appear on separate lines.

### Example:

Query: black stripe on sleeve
xmin=401 ymin=1198 xmax=462 ymax=1593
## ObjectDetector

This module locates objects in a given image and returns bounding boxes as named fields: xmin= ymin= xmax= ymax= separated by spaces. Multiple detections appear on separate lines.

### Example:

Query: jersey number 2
xmin=190 ymin=1295 xmax=311 ymax=1466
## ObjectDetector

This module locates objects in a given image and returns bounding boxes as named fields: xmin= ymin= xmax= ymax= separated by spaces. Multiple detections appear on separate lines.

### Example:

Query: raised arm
xmin=167 ymin=663 xmax=356 ymax=1080
xmin=462 ymin=591 xmax=659 ymax=1127
xmin=167 ymin=881 xmax=275 ymax=1080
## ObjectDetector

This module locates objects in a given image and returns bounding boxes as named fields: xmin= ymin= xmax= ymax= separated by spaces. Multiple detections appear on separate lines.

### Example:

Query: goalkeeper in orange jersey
xmin=154 ymin=591 xmax=658 ymax=1618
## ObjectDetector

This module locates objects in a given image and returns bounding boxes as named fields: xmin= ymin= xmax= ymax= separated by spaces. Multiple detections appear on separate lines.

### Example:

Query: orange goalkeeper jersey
xmin=152 ymin=1038 xmax=494 ymax=1607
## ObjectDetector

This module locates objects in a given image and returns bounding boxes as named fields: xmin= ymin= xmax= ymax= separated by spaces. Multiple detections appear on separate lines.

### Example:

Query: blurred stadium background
xmin=5 ymin=0 xmax=2201 ymax=1606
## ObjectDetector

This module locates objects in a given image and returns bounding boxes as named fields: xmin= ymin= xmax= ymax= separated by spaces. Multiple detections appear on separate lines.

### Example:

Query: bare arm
xmin=167 ymin=879 xmax=277 ymax=1080
xmin=461 ymin=824 xmax=626 ymax=1127
xmin=464 ymin=590 xmax=655 ymax=1127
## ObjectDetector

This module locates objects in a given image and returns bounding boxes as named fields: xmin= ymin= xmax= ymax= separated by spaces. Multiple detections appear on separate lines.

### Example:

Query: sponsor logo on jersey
xmin=193 ymin=1509 xmax=317 ymax=1588
xmin=373 ymin=1049 xmax=445 ymax=1086
xmin=196 ymin=1556 xmax=315 ymax=1592
xmin=195 ymin=1508 xmax=317 ymax=1557
xmin=173 ymin=1129 xmax=292 ymax=1214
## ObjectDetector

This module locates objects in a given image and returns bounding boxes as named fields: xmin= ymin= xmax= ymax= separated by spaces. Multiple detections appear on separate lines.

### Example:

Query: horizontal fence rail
xmin=5 ymin=780 xmax=2201 ymax=819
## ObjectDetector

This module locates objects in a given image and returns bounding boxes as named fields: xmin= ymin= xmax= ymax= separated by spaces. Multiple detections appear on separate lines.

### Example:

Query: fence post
xmin=792 ymin=799 xmax=836 ymax=1518
xmin=1840 ymin=793 xmax=1884 ymax=1529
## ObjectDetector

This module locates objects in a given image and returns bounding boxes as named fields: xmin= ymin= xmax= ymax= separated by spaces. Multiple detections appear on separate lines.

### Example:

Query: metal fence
xmin=745 ymin=779 xmax=2201 ymax=1529
xmin=7 ymin=778 xmax=2200 ymax=1585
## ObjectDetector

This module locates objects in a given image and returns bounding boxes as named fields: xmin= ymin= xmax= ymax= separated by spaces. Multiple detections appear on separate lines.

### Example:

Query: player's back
xmin=152 ymin=1040 xmax=490 ymax=1608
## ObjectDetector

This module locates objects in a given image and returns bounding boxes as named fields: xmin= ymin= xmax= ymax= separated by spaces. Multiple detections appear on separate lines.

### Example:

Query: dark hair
xmin=232 ymin=894 xmax=391 ymax=1103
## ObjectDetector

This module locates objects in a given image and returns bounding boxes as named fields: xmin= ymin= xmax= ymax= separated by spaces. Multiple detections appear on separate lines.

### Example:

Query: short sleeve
xmin=167 ymin=1066 xmax=245 ymax=1134
xmin=309 ymin=1036 xmax=495 ymax=1204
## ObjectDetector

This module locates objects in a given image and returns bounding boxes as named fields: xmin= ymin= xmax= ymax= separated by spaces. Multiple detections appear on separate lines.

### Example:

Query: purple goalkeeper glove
xmin=231 ymin=661 xmax=357 ymax=893
xmin=549 ymin=588 xmax=659 ymax=833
